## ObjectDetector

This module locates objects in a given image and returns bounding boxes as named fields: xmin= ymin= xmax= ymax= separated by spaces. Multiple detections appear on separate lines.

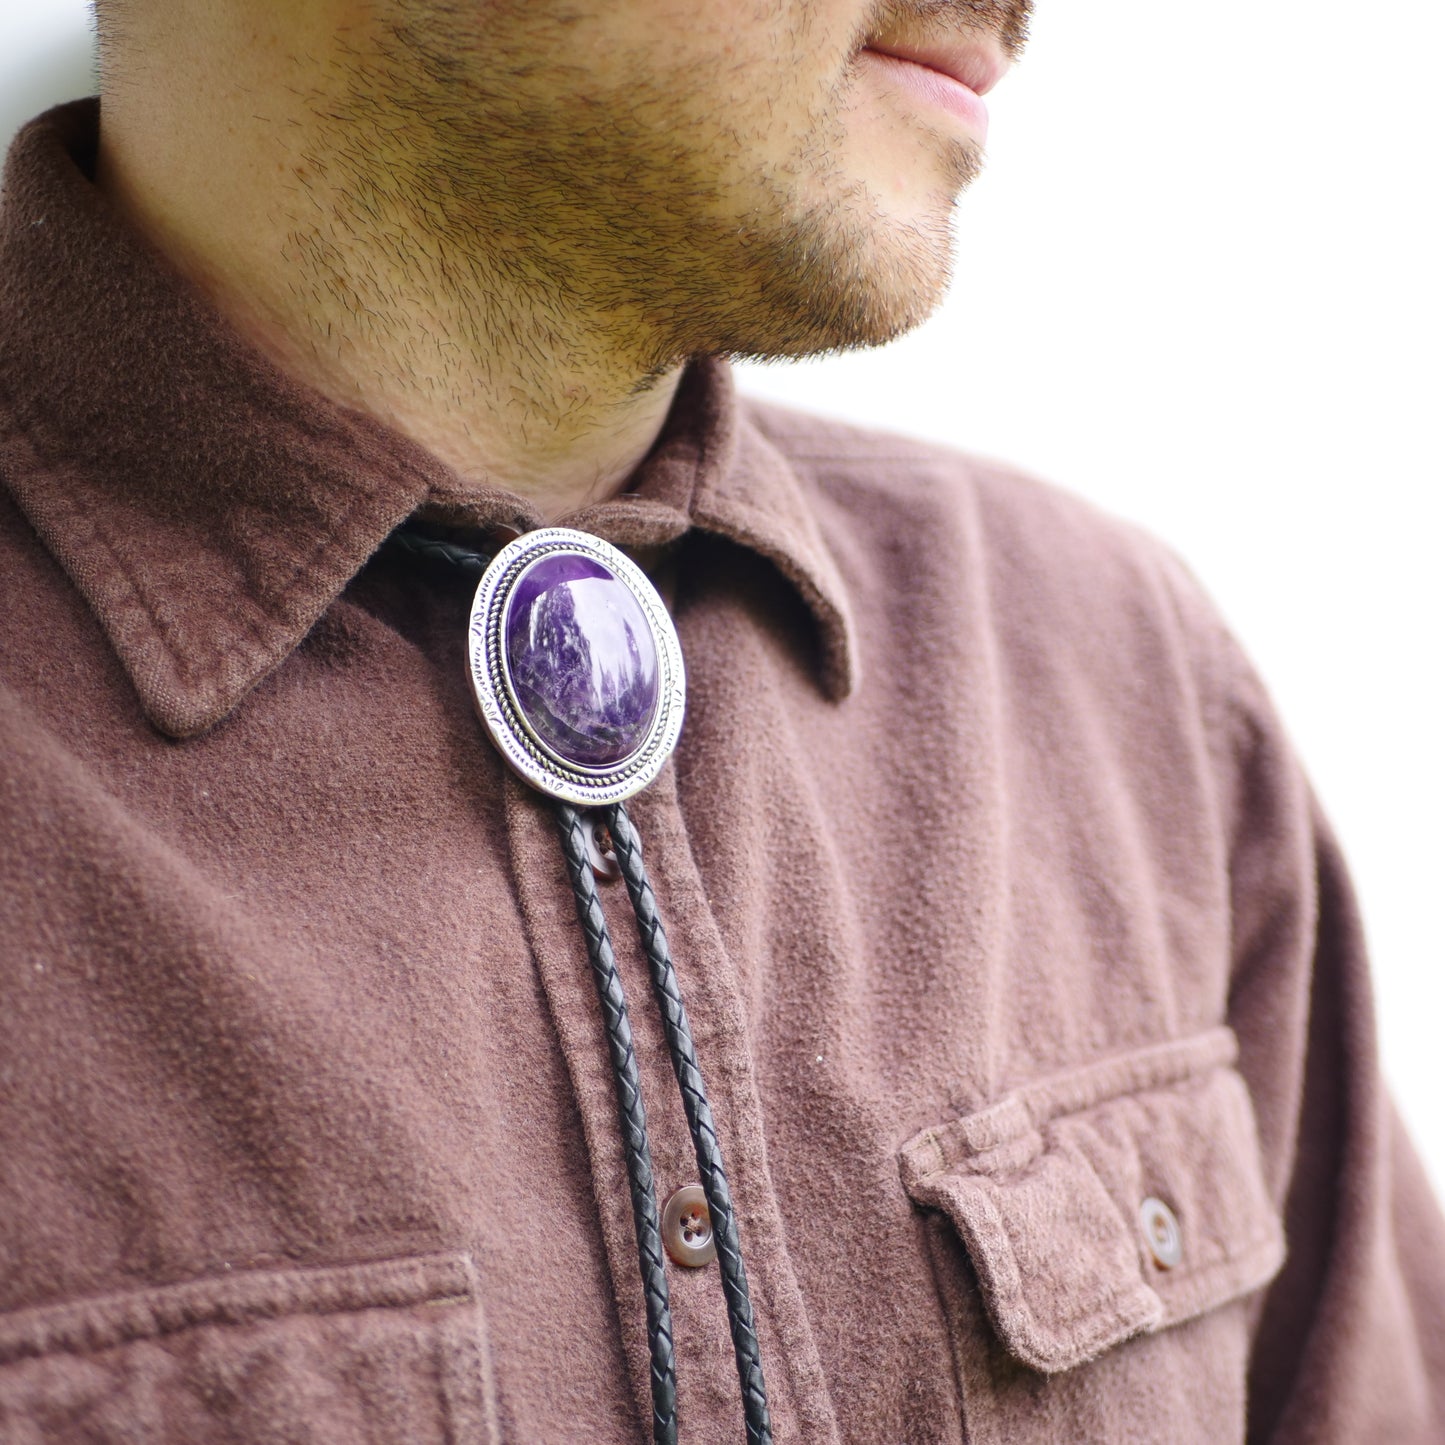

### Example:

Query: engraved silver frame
xmin=467 ymin=528 xmax=686 ymax=805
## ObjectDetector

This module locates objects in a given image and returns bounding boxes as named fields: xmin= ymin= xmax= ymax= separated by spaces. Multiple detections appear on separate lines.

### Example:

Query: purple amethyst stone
xmin=504 ymin=552 xmax=660 ymax=769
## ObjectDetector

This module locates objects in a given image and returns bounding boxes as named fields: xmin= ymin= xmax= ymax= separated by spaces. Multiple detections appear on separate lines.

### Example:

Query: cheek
xmin=558 ymin=0 xmax=867 ymax=182
xmin=602 ymin=0 xmax=858 ymax=100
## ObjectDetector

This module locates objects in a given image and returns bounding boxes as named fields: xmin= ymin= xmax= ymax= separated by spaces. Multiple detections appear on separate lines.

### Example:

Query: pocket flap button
xmin=1140 ymin=1196 xmax=1183 ymax=1270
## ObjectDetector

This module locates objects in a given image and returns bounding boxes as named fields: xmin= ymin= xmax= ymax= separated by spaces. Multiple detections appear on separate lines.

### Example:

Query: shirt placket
xmin=504 ymin=764 xmax=842 ymax=1445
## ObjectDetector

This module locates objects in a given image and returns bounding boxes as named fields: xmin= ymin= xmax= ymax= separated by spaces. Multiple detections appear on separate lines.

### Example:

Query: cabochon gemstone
xmin=504 ymin=552 xmax=661 ymax=769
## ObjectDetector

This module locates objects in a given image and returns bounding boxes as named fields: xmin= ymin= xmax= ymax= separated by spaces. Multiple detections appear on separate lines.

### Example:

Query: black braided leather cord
xmin=556 ymin=802 xmax=679 ymax=1445
xmin=389 ymin=525 xmax=767 ymax=1443
xmin=605 ymin=803 xmax=774 ymax=1445
xmin=384 ymin=529 xmax=493 ymax=578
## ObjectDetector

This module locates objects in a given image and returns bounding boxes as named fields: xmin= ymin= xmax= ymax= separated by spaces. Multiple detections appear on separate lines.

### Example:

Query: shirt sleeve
xmin=1184 ymin=572 xmax=1445 ymax=1442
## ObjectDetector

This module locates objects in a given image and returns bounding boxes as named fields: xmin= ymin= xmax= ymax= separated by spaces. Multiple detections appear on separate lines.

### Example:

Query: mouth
xmin=857 ymin=38 xmax=1007 ymax=137
xmin=860 ymin=39 xmax=1009 ymax=100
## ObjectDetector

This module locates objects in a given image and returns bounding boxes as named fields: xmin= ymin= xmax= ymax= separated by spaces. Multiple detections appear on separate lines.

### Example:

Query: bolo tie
xmin=388 ymin=524 xmax=772 ymax=1445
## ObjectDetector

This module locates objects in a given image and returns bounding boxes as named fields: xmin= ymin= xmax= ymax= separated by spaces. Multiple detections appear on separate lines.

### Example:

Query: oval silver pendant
xmin=467 ymin=528 xmax=686 ymax=805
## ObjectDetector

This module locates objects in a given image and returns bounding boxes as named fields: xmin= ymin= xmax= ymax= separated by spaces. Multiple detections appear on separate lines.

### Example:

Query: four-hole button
xmin=662 ymin=1184 xmax=716 ymax=1268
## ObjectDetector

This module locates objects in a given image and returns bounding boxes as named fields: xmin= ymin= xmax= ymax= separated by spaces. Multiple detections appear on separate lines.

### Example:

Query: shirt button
xmin=1140 ymin=1196 xmax=1183 ymax=1269
xmin=662 ymin=1184 xmax=716 ymax=1268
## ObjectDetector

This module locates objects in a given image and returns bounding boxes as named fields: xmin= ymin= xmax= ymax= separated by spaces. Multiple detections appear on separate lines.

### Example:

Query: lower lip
xmin=859 ymin=49 xmax=989 ymax=141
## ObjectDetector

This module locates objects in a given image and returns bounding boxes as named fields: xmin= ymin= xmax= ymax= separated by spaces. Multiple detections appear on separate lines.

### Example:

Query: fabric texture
xmin=2 ymin=100 xmax=1443 ymax=1444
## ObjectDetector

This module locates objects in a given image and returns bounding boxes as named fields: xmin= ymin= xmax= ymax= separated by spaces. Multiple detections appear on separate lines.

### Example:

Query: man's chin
xmin=774 ymin=165 xmax=970 ymax=355
xmin=721 ymin=295 xmax=944 ymax=364
xmin=718 ymin=225 xmax=956 ymax=362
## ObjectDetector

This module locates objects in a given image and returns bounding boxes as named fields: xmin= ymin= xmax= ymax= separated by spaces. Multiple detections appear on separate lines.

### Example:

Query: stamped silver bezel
xmin=467 ymin=527 xmax=686 ymax=805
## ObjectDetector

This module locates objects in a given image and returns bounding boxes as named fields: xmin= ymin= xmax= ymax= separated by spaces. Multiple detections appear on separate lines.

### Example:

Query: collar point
xmin=137 ymin=684 xmax=239 ymax=742
xmin=818 ymin=623 xmax=860 ymax=704
xmin=124 ymin=647 xmax=260 ymax=740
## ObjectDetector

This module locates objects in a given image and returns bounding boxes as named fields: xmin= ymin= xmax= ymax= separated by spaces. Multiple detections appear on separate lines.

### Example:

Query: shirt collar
xmin=0 ymin=100 xmax=856 ymax=738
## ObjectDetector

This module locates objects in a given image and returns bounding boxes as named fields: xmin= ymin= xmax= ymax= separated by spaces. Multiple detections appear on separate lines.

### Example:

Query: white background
xmin=3 ymin=2 xmax=1442 ymax=1192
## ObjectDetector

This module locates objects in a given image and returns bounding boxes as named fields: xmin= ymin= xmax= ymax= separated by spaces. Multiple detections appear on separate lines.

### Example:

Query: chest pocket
xmin=0 ymin=1252 xmax=499 ymax=1444
xmin=899 ymin=1027 xmax=1284 ymax=1445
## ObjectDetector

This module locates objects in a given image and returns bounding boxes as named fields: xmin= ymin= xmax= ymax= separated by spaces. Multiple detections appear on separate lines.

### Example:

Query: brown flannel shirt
xmin=2 ymin=101 xmax=1443 ymax=1445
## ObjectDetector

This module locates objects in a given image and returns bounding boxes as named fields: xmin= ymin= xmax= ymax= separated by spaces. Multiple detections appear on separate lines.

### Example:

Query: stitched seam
xmin=0 ymin=1253 xmax=478 ymax=1366
xmin=1153 ymin=1234 xmax=1284 ymax=1316
xmin=0 ymin=389 xmax=198 ymax=684
xmin=961 ymin=1183 xmax=1155 ymax=1352
xmin=1018 ymin=1029 xmax=1237 ymax=1132
xmin=902 ymin=1031 xmax=1239 ymax=1179
xmin=1150 ymin=1225 xmax=1282 ymax=1285
xmin=635 ymin=776 xmax=839 ymax=1435
xmin=0 ymin=369 xmax=430 ymax=710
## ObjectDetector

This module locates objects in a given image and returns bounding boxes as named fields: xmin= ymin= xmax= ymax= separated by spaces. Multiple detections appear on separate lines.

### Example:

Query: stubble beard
xmin=297 ymin=12 xmax=981 ymax=396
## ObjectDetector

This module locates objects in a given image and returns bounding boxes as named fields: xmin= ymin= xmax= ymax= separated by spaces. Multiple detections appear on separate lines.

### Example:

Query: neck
xmin=94 ymin=6 xmax=685 ymax=522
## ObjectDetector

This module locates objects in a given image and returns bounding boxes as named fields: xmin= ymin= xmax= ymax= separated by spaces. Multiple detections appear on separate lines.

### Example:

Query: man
xmin=0 ymin=0 xmax=1441 ymax=1441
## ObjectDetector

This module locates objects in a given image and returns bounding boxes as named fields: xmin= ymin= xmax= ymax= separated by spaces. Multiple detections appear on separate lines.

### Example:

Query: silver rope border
xmin=467 ymin=528 xmax=686 ymax=805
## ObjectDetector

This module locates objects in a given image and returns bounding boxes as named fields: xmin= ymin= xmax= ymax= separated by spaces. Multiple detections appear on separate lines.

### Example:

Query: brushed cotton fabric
xmin=1 ymin=100 xmax=1443 ymax=1445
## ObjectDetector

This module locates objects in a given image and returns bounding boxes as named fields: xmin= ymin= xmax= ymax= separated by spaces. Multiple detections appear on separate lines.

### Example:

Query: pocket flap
xmin=899 ymin=1027 xmax=1285 ymax=1374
